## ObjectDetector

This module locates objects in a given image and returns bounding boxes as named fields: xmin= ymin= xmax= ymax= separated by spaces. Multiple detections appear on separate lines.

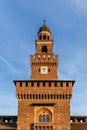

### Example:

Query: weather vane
xmin=43 ymin=19 xmax=46 ymax=25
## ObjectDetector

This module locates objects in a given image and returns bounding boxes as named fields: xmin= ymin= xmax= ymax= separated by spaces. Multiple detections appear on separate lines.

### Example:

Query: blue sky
xmin=0 ymin=0 xmax=87 ymax=116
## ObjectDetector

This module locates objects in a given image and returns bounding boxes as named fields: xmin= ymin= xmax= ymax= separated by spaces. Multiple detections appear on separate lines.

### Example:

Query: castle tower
xmin=30 ymin=20 xmax=58 ymax=80
xmin=14 ymin=21 xmax=75 ymax=130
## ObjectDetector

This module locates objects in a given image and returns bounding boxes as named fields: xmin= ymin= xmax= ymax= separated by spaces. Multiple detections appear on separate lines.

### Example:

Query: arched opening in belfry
xmin=43 ymin=35 xmax=46 ymax=40
xmin=39 ymin=35 xmax=42 ymax=40
xmin=42 ymin=46 xmax=47 ymax=53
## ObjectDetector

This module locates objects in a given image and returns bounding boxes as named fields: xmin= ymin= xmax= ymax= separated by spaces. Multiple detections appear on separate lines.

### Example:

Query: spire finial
xmin=43 ymin=19 xmax=46 ymax=26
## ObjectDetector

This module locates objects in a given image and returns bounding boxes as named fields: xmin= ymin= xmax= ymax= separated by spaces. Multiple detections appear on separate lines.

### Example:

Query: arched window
xmin=42 ymin=46 xmax=47 ymax=53
xmin=39 ymin=115 xmax=50 ymax=122
xmin=39 ymin=115 xmax=43 ymax=122
xmin=46 ymin=115 xmax=50 ymax=122
xmin=43 ymin=115 xmax=45 ymax=122
xmin=35 ymin=108 xmax=52 ymax=123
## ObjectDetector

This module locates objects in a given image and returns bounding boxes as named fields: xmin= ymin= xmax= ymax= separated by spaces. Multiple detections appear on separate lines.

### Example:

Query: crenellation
xmin=14 ymin=80 xmax=74 ymax=89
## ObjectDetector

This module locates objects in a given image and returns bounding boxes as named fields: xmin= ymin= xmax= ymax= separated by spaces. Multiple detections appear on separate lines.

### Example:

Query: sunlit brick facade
xmin=14 ymin=22 xmax=75 ymax=130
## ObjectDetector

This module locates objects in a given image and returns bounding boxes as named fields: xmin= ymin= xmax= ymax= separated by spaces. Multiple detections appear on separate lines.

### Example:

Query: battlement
xmin=14 ymin=80 xmax=74 ymax=101
xmin=14 ymin=80 xmax=74 ymax=88
xmin=30 ymin=54 xmax=58 ymax=64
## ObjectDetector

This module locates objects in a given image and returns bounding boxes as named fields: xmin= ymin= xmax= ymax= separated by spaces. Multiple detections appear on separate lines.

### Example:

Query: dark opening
xmin=26 ymin=82 xmax=28 ymax=87
xmin=60 ymin=82 xmax=63 ymax=87
xmin=31 ymin=82 xmax=34 ymax=87
xmin=42 ymin=46 xmax=47 ymax=53
xmin=48 ymin=68 xmax=50 ymax=72
xmin=20 ymin=82 xmax=22 ymax=87
xmin=39 ymin=35 xmax=42 ymax=40
xmin=43 ymin=35 xmax=46 ymax=40
xmin=55 ymin=82 xmax=57 ymax=87
xmin=38 ymin=69 xmax=40 ymax=72
xmin=43 ymin=82 xmax=45 ymax=87
xmin=37 ymin=82 xmax=39 ymax=87
xmin=66 ymin=82 xmax=69 ymax=87
xmin=49 ymin=82 xmax=51 ymax=87
xmin=48 ymin=36 xmax=50 ymax=40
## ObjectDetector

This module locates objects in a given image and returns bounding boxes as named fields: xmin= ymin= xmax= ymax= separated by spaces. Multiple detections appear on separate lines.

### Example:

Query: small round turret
xmin=38 ymin=20 xmax=51 ymax=40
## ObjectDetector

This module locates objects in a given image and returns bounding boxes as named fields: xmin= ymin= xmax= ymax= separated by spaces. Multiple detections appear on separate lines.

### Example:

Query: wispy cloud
xmin=0 ymin=56 xmax=12 ymax=68
xmin=0 ymin=56 xmax=23 ymax=78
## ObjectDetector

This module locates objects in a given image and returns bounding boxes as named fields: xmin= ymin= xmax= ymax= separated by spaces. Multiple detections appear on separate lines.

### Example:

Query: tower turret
xmin=38 ymin=20 xmax=51 ymax=41
xmin=30 ymin=21 xmax=58 ymax=80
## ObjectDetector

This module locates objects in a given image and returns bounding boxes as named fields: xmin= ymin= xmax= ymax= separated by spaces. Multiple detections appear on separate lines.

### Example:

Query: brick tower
xmin=14 ymin=21 xmax=75 ymax=130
